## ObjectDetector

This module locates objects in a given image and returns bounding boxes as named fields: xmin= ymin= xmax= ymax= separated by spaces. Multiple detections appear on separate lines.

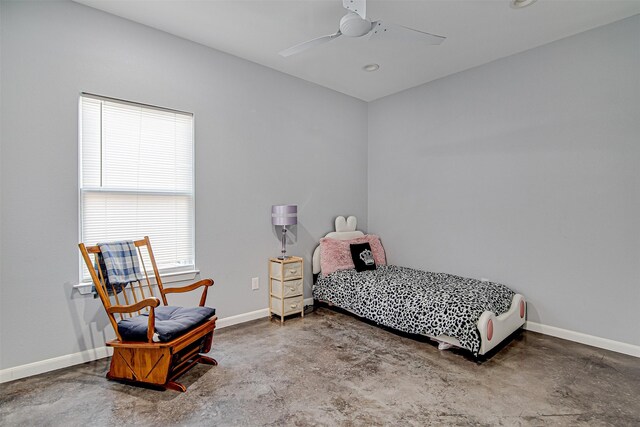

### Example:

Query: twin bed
xmin=312 ymin=216 xmax=526 ymax=357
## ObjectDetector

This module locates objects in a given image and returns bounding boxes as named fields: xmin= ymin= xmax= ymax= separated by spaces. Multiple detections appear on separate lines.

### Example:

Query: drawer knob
xmin=288 ymin=269 xmax=298 ymax=274
xmin=290 ymin=304 xmax=298 ymax=309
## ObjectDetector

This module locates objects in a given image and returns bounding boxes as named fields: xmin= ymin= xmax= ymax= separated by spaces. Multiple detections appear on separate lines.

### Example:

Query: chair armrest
xmin=162 ymin=279 xmax=214 ymax=307
xmin=107 ymin=297 xmax=160 ymax=314
xmin=107 ymin=297 xmax=160 ymax=343
xmin=163 ymin=279 xmax=214 ymax=294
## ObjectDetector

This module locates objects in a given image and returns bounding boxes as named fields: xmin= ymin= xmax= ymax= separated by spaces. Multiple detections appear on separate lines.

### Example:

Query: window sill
xmin=73 ymin=269 xmax=200 ymax=295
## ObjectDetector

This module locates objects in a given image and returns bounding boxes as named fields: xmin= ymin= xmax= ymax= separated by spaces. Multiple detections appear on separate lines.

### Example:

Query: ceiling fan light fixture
xmin=510 ymin=0 xmax=537 ymax=9
xmin=340 ymin=11 xmax=372 ymax=37
xmin=363 ymin=63 xmax=380 ymax=72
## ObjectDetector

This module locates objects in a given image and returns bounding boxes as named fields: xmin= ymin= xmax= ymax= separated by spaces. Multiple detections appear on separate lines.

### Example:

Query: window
xmin=79 ymin=94 xmax=195 ymax=280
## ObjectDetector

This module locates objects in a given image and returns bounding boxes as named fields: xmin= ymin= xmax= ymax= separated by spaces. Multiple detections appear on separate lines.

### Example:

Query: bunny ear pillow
xmin=334 ymin=216 xmax=357 ymax=232
xmin=312 ymin=216 xmax=386 ymax=276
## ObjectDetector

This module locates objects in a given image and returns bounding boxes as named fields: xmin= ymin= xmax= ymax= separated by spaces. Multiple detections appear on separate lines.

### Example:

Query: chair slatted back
xmin=79 ymin=237 xmax=168 ymax=338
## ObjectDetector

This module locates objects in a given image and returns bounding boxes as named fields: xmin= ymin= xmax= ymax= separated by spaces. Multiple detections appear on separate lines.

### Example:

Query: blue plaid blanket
xmin=93 ymin=241 xmax=144 ymax=297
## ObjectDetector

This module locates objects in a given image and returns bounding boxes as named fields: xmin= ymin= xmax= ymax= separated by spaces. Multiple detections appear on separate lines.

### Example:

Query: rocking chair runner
xmin=78 ymin=236 xmax=217 ymax=392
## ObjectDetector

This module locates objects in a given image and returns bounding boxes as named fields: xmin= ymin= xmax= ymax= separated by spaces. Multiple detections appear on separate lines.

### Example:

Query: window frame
xmin=77 ymin=93 xmax=197 ymax=285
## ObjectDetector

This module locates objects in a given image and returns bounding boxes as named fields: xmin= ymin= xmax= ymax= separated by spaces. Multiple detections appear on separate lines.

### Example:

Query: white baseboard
xmin=0 ymin=298 xmax=316 ymax=384
xmin=524 ymin=321 xmax=640 ymax=358
xmin=0 ymin=346 xmax=114 ymax=384
xmin=216 ymin=308 xmax=270 ymax=328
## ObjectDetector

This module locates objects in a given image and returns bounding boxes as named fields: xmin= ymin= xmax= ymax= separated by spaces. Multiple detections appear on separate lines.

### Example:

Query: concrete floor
xmin=1 ymin=307 xmax=639 ymax=426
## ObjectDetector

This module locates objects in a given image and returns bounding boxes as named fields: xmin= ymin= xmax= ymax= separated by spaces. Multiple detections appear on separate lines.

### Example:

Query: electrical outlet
xmin=252 ymin=277 xmax=259 ymax=290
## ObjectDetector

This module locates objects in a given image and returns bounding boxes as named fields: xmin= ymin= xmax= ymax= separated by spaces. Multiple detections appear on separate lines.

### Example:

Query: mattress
xmin=313 ymin=265 xmax=516 ymax=355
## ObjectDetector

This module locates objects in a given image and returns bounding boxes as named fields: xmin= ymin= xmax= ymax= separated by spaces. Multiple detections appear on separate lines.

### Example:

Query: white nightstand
xmin=269 ymin=256 xmax=304 ymax=323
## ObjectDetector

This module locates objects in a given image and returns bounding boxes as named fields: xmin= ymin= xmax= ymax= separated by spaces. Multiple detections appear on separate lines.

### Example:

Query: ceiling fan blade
xmin=279 ymin=31 xmax=342 ymax=57
xmin=369 ymin=21 xmax=445 ymax=45
xmin=343 ymin=0 xmax=366 ymax=20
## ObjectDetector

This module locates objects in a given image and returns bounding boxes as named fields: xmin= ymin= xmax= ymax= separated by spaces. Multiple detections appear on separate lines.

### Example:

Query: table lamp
xmin=272 ymin=204 xmax=297 ymax=259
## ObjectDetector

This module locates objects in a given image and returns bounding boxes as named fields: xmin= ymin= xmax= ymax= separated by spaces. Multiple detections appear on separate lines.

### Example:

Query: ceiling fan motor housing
xmin=340 ymin=12 xmax=372 ymax=37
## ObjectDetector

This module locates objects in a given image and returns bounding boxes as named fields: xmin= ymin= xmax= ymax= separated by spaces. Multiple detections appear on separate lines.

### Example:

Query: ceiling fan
xmin=279 ymin=0 xmax=445 ymax=58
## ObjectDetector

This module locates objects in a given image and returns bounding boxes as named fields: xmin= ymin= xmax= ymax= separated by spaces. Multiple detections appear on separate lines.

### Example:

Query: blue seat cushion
xmin=117 ymin=306 xmax=216 ymax=342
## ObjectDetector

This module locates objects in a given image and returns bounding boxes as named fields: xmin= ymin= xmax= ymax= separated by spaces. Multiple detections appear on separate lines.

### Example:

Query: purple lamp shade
xmin=272 ymin=205 xmax=297 ymax=226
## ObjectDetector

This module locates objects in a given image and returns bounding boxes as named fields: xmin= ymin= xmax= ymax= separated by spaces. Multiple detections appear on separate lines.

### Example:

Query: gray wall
xmin=0 ymin=0 xmax=367 ymax=370
xmin=368 ymin=15 xmax=640 ymax=346
xmin=1 ymin=1 xmax=637 ymax=372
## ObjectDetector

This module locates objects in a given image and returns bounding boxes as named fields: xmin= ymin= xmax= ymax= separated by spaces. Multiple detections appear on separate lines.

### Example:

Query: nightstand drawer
xmin=271 ymin=278 xmax=303 ymax=298
xmin=270 ymin=261 xmax=302 ymax=280
xmin=270 ymin=296 xmax=303 ymax=316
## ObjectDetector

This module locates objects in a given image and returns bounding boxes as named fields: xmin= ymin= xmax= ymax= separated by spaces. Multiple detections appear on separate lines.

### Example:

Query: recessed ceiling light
xmin=363 ymin=63 xmax=380 ymax=72
xmin=511 ymin=0 xmax=537 ymax=9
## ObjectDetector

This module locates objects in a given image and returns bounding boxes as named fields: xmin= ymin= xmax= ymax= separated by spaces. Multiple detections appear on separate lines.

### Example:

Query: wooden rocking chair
xmin=78 ymin=236 xmax=217 ymax=392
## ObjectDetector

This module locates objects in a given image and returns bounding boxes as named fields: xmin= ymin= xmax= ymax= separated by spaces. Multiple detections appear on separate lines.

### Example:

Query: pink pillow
xmin=320 ymin=235 xmax=386 ymax=276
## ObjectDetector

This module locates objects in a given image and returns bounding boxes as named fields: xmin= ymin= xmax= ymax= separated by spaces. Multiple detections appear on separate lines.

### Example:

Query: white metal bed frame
xmin=312 ymin=216 xmax=526 ymax=356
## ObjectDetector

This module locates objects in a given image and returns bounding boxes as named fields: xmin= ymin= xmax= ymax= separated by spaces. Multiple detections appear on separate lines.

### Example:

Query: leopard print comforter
xmin=313 ymin=265 xmax=516 ymax=356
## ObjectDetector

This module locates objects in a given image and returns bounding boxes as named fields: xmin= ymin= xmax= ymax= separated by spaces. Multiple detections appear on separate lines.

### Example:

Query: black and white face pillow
xmin=350 ymin=242 xmax=376 ymax=272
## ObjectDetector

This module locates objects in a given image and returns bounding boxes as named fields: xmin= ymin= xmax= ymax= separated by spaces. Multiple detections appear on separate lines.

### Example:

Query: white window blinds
xmin=79 ymin=94 xmax=195 ymax=279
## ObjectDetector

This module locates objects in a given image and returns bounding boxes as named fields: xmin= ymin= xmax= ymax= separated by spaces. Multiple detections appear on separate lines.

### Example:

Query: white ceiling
xmin=74 ymin=0 xmax=640 ymax=101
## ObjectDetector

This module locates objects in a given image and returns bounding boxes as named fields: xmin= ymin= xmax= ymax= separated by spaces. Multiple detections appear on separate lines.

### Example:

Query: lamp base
xmin=279 ymin=227 xmax=289 ymax=260
xmin=277 ymin=255 xmax=292 ymax=260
